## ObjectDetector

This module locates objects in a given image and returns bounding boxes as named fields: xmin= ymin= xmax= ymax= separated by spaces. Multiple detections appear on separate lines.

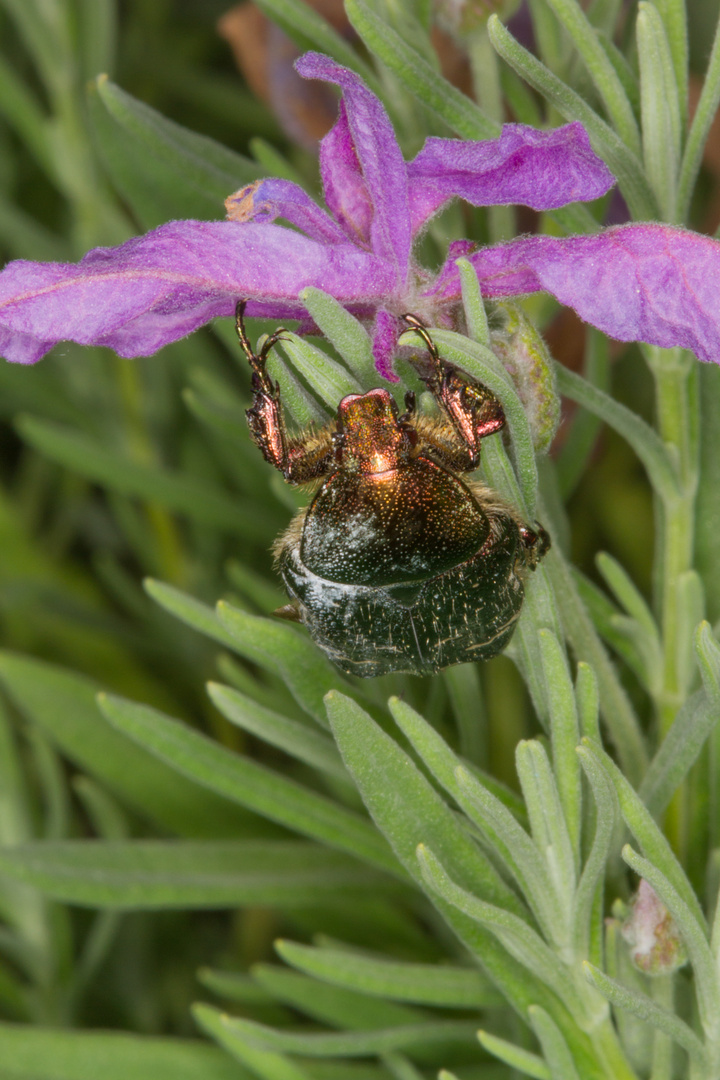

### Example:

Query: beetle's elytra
xmin=237 ymin=302 xmax=549 ymax=677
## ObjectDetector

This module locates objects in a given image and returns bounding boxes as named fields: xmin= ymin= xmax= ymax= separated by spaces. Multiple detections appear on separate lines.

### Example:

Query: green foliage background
xmin=1 ymin=1 xmax=720 ymax=1078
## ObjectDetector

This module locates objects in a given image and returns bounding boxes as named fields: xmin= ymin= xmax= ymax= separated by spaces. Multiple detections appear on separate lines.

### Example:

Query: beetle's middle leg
xmin=401 ymin=314 xmax=505 ymax=470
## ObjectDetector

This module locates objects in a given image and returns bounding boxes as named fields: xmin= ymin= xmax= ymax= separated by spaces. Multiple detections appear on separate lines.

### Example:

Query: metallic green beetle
xmin=237 ymin=302 xmax=549 ymax=677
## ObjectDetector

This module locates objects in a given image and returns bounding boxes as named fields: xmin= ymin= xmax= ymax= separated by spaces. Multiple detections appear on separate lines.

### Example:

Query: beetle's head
xmin=336 ymin=388 xmax=415 ymax=474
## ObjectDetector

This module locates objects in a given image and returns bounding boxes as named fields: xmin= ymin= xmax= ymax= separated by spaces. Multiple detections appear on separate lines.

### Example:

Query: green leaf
xmin=527 ymin=1005 xmax=581 ymax=1080
xmin=325 ymin=691 xmax=577 ymax=1027
xmin=637 ymin=1 xmax=682 ymax=220
xmin=144 ymin=578 xmax=247 ymax=651
xmin=515 ymin=741 xmax=576 ymax=925
xmin=217 ymin=601 xmax=358 ymax=726
xmin=574 ymin=748 xmax=616 ymax=957
xmin=346 ymin=0 xmax=498 ymax=139
xmin=554 ymin=365 xmax=680 ymax=502
xmin=0 ymin=1022 xmax=249 ymax=1080
xmin=98 ymin=693 xmax=400 ymax=878
xmin=252 ymin=0 xmax=378 ymax=90
xmin=478 ymin=1030 xmax=551 ymax=1079
xmin=275 ymin=939 xmax=503 ymax=1008
xmin=88 ymin=74 xmax=260 ymax=228
xmin=537 ymin=629 xmax=581 ymax=861
xmin=583 ymin=963 xmax=707 ymax=1064
xmin=0 ymin=652 xmax=257 ymax=839
xmin=0 ymin=840 xmax=383 ymax=909
xmin=251 ymin=964 xmax=425 ymax=1029
xmin=278 ymin=333 xmax=362 ymax=408
xmin=207 ymin=682 xmax=347 ymax=781
xmin=677 ymin=11 xmax=720 ymax=221
xmin=542 ymin=0 xmax=640 ymax=153
xmin=193 ymin=1006 xmax=478 ymax=1057
xmin=487 ymin=15 xmax=659 ymax=221
xmin=300 ymin=288 xmax=378 ymax=388
xmin=16 ymin=415 xmax=270 ymax=541
xmin=639 ymin=690 xmax=718 ymax=817
xmin=581 ymin=739 xmax=706 ymax=930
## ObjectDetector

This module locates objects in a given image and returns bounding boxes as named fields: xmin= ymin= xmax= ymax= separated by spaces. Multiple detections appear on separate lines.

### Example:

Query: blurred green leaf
xmin=275 ymin=939 xmax=502 ymax=1008
xmin=0 ymin=840 xmax=387 ymax=909
xmin=98 ymin=692 xmax=401 ymax=877
xmin=0 ymin=1021 xmax=250 ymax=1080
xmin=88 ymin=75 xmax=261 ymax=228
xmin=16 ymin=414 xmax=273 ymax=541
xmin=207 ymin=682 xmax=348 ymax=781
xmin=0 ymin=652 xmax=260 ymax=839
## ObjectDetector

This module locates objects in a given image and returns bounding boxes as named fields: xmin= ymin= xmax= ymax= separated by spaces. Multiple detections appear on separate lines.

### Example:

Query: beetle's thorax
xmin=336 ymin=388 xmax=413 ymax=474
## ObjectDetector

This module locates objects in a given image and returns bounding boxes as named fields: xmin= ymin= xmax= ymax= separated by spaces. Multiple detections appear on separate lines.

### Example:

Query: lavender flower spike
xmin=0 ymin=52 xmax=615 ymax=374
xmin=3 ymin=52 xmax=720 ymax=375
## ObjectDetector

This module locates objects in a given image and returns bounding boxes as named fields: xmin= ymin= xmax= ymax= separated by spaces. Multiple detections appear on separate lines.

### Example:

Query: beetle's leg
xmin=401 ymin=314 xmax=505 ymax=469
xmin=518 ymin=522 xmax=551 ymax=569
xmin=236 ymin=301 xmax=334 ymax=484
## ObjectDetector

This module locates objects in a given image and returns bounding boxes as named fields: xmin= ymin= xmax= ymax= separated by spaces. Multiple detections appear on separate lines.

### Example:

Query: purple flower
xmin=1 ymin=51 xmax=720 ymax=376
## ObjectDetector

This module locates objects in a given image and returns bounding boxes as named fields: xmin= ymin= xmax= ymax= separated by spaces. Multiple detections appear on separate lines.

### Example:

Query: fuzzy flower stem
xmin=646 ymin=345 xmax=700 ymax=850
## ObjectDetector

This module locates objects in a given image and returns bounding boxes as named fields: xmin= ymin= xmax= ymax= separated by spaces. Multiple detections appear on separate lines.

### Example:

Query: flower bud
xmin=621 ymin=880 xmax=688 ymax=976
xmin=490 ymin=303 xmax=560 ymax=453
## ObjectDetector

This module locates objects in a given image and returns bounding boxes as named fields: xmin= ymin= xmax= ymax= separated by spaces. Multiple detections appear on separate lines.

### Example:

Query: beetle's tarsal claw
xmin=272 ymin=600 xmax=302 ymax=622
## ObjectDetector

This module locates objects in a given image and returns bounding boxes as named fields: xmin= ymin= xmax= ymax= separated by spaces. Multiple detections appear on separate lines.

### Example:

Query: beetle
xmin=236 ymin=301 xmax=549 ymax=677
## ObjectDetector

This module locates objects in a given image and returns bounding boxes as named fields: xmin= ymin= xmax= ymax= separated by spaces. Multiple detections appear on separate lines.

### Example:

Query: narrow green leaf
xmin=574 ymin=748 xmax=616 ymax=957
xmin=478 ymin=1030 xmax=551 ymax=1079
xmin=325 ymin=691 xmax=567 ymax=1022
xmin=346 ymin=0 xmax=498 ymax=139
xmin=696 ymin=620 xmax=720 ymax=701
xmin=251 ymin=964 xmax=424 ymax=1029
xmin=639 ymin=690 xmax=718 ymax=817
xmin=300 ymin=288 xmax=378 ymax=387
xmin=575 ymin=662 xmax=601 ymax=742
xmin=217 ymin=602 xmax=358 ymax=725
xmin=278 ymin=333 xmax=362 ymax=408
xmin=537 ymin=629 xmax=581 ymax=862
xmin=207 ymin=682 xmax=347 ymax=781
xmin=89 ymin=75 xmax=260 ymax=227
xmin=0 ymin=840 xmax=385 ymax=909
xmin=515 ymin=740 xmax=576 ymax=924
xmin=0 ymin=652 xmax=256 ymax=839
xmin=252 ymin=0 xmax=378 ymax=90
xmin=487 ymin=15 xmax=659 ymax=221
xmin=16 ymin=415 xmax=267 ymax=541
xmin=98 ymin=693 xmax=400 ymax=877
xmin=386 ymin=696 xmax=532 ymax=919
xmin=653 ymin=0 xmax=688 ymax=128
xmin=457 ymin=258 xmax=491 ymax=347
xmin=545 ymin=548 xmax=648 ymax=785
xmin=528 ymin=1005 xmax=581 ymax=1080
xmin=194 ymin=1003 xmax=313 ymax=1080
xmin=583 ymin=963 xmax=707 ymax=1063
xmin=542 ymin=0 xmax=641 ymax=153
xmin=0 ymin=1022 xmax=249 ymax=1080
xmin=275 ymin=939 xmax=503 ymax=1008
xmin=194 ymin=1006 xmax=478 ymax=1056
xmin=596 ymin=552 xmax=661 ymax=643
xmin=637 ymin=1 xmax=682 ymax=220
xmin=677 ymin=10 xmax=720 ymax=221
xmin=555 ymin=366 xmax=680 ymax=501
xmin=417 ymin=846 xmax=579 ymax=1017
xmin=144 ymin=579 xmax=244 ymax=650
xmin=581 ymin=739 xmax=706 ymax=930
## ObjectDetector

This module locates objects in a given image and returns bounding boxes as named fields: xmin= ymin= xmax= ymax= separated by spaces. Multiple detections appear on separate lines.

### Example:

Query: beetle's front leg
xmin=237 ymin=302 xmax=333 ymax=484
xmin=402 ymin=314 xmax=505 ymax=468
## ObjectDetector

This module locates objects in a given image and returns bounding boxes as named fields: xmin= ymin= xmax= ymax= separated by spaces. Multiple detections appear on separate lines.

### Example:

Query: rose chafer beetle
xmin=236 ymin=301 xmax=549 ymax=677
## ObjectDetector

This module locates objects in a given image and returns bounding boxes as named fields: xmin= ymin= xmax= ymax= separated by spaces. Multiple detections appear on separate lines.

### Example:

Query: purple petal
xmin=318 ymin=101 xmax=374 ymax=246
xmin=408 ymin=123 xmax=615 ymax=233
xmin=225 ymin=178 xmax=348 ymax=244
xmin=0 ymin=219 xmax=397 ymax=363
xmin=429 ymin=223 xmax=720 ymax=365
xmin=371 ymin=309 xmax=400 ymax=381
xmin=296 ymin=52 xmax=411 ymax=286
